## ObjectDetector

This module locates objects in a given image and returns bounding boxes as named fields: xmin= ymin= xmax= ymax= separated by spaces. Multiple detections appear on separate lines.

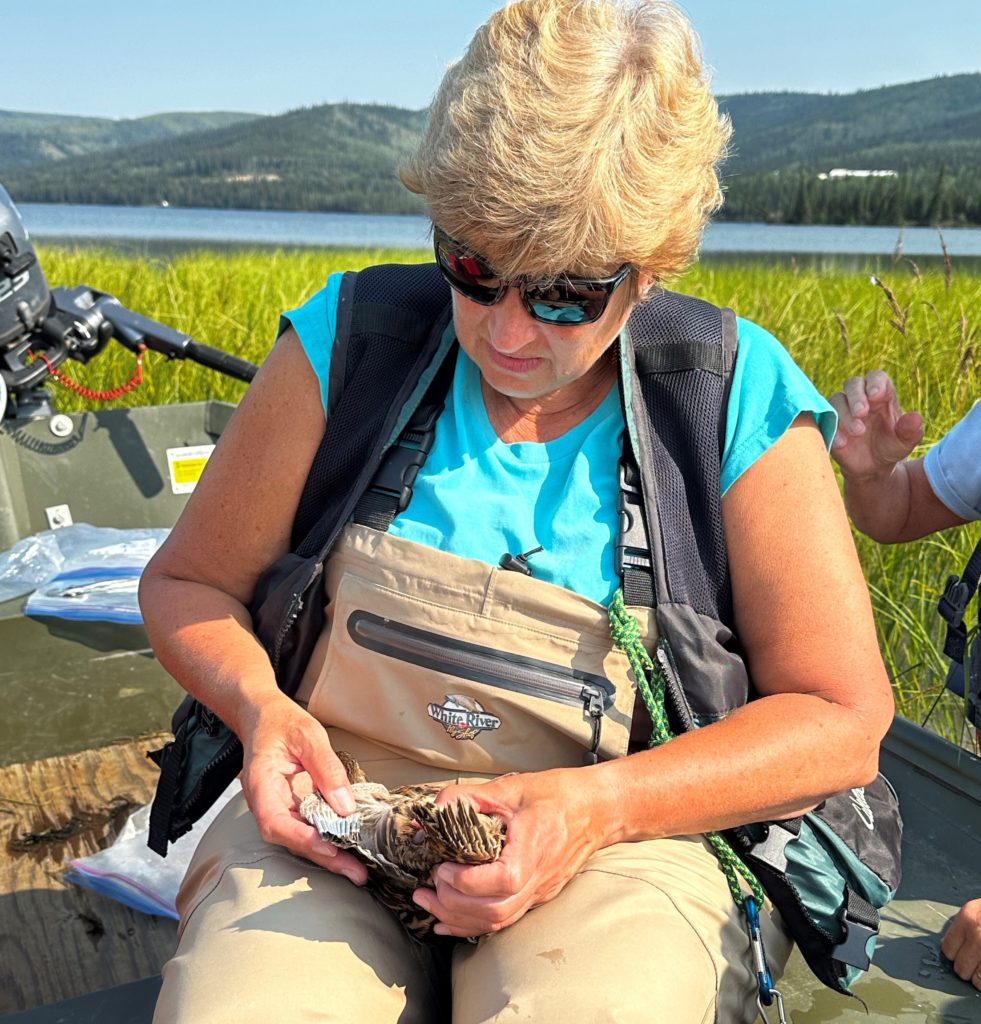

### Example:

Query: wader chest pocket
xmin=349 ymin=611 xmax=615 ymax=762
xmin=301 ymin=560 xmax=634 ymax=775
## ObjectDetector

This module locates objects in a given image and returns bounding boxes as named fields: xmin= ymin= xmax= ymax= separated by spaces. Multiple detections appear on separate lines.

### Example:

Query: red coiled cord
xmin=29 ymin=344 xmax=147 ymax=401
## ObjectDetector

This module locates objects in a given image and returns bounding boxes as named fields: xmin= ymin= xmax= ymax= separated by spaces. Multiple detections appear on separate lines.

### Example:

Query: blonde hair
xmin=400 ymin=0 xmax=731 ymax=292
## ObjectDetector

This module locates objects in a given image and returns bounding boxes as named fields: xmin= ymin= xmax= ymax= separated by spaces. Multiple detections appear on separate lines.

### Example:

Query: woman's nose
xmin=486 ymin=287 xmax=538 ymax=353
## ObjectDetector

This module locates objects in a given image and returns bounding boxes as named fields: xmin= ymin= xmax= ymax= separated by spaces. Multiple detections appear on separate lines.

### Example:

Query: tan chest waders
xmin=294 ymin=525 xmax=648 ymax=775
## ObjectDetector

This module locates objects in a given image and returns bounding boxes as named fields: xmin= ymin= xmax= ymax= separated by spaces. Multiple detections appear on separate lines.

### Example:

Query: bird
xmin=299 ymin=751 xmax=506 ymax=940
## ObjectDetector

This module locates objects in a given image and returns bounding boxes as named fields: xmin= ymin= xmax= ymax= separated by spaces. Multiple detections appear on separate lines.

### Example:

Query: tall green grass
xmin=36 ymin=246 xmax=431 ymax=407
xmin=36 ymin=244 xmax=981 ymax=745
xmin=686 ymin=257 xmax=980 ymax=748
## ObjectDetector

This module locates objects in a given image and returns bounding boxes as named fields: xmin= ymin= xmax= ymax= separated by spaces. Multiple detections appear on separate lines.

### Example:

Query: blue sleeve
xmin=721 ymin=318 xmax=838 ymax=495
xmin=923 ymin=399 xmax=981 ymax=520
xmin=279 ymin=272 xmax=345 ymax=415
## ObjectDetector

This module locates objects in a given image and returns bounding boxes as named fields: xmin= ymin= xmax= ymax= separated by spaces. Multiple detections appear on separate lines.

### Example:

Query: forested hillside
xmin=3 ymin=104 xmax=428 ymax=215
xmin=718 ymin=74 xmax=981 ymax=224
xmin=0 ymin=110 xmax=261 ymax=171
xmin=4 ymin=74 xmax=980 ymax=225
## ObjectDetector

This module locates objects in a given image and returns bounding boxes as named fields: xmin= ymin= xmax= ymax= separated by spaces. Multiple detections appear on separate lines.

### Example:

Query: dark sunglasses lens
xmin=435 ymin=228 xmax=628 ymax=324
xmin=435 ymin=237 xmax=501 ymax=305
xmin=525 ymin=282 xmax=607 ymax=324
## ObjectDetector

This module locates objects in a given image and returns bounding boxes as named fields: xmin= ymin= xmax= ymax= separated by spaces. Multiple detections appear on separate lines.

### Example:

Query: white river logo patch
xmin=428 ymin=694 xmax=502 ymax=741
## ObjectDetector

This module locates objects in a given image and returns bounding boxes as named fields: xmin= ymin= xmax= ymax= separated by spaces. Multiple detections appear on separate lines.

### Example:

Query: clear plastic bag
xmin=0 ymin=523 xmax=169 ymax=621
xmin=64 ymin=781 xmax=241 ymax=918
xmin=0 ymin=530 xmax=64 ymax=603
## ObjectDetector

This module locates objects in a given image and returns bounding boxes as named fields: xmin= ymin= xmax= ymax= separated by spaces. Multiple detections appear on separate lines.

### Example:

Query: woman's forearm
xmin=588 ymin=689 xmax=890 ymax=847
xmin=138 ymin=570 xmax=285 ymax=738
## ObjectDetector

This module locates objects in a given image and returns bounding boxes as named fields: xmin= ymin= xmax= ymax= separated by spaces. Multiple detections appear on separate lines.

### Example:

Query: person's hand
xmin=828 ymin=369 xmax=924 ymax=481
xmin=238 ymin=694 xmax=367 ymax=884
xmin=826 ymin=370 xmax=932 ymax=541
xmin=941 ymin=897 xmax=981 ymax=990
xmin=410 ymin=768 xmax=602 ymax=938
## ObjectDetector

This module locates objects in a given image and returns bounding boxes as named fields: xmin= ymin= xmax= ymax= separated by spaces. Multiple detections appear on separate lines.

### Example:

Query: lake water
xmin=20 ymin=201 xmax=981 ymax=261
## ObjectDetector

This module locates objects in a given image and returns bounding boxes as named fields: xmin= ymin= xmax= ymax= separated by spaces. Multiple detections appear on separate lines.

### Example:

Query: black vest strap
xmin=940 ymin=538 xmax=981 ymax=664
xmin=352 ymin=352 xmax=456 ymax=531
xmin=617 ymin=455 xmax=656 ymax=608
xmin=290 ymin=263 xmax=453 ymax=555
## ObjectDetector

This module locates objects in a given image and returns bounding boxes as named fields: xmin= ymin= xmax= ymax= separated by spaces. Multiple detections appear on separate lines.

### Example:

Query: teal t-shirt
xmin=284 ymin=273 xmax=836 ymax=604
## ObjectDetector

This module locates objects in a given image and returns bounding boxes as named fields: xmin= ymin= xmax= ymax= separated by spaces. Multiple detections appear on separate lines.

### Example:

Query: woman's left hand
xmin=412 ymin=768 xmax=603 ymax=938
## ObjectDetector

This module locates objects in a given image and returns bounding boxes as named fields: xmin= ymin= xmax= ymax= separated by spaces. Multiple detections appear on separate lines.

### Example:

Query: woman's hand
xmin=238 ymin=694 xmax=367 ymax=884
xmin=411 ymin=768 xmax=603 ymax=938
xmin=941 ymin=898 xmax=981 ymax=990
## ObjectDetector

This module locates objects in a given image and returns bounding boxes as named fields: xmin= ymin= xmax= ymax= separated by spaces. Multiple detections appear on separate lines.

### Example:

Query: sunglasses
xmin=433 ymin=227 xmax=632 ymax=326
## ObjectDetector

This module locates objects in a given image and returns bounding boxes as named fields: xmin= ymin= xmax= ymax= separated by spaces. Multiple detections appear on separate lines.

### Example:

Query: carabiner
xmin=744 ymin=895 xmax=774 ymax=1003
xmin=756 ymin=988 xmax=787 ymax=1024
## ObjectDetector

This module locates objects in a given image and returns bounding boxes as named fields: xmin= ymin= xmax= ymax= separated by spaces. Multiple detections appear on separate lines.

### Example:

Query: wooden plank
xmin=0 ymin=734 xmax=178 ymax=1016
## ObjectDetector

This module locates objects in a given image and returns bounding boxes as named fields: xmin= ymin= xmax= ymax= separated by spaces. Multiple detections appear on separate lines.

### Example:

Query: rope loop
xmin=607 ymin=586 xmax=764 ymax=912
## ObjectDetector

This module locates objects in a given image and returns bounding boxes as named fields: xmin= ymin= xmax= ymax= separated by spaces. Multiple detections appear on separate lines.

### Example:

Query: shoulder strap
xmin=619 ymin=288 xmax=738 ymax=623
xmin=618 ymin=288 xmax=753 ymax=729
xmin=350 ymin=351 xmax=457 ymax=533
xmin=290 ymin=263 xmax=453 ymax=555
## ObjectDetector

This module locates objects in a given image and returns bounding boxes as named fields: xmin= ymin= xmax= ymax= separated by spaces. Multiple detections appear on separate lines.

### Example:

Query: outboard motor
xmin=0 ymin=183 xmax=256 ymax=421
xmin=0 ymin=184 xmax=51 ymax=350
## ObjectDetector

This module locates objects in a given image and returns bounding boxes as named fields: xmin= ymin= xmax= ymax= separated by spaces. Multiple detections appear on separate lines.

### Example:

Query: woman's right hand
xmin=238 ymin=695 xmax=368 ymax=884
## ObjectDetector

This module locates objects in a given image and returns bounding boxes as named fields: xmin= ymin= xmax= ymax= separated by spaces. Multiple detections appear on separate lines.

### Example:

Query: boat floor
xmin=0 ymin=735 xmax=175 ymax=1020
xmin=1 ymin=720 xmax=980 ymax=1022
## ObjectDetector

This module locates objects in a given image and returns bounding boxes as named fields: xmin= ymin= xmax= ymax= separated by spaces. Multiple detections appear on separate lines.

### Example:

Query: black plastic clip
xmin=832 ymin=905 xmax=877 ymax=971
xmin=499 ymin=545 xmax=543 ymax=576
xmin=615 ymin=458 xmax=652 ymax=576
xmin=939 ymin=573 xmax=971 ymax=627
xmin=370 ymin=444 xmax=430 ymax=513
xmin=370 ymin=401 xmax=442 ymax=513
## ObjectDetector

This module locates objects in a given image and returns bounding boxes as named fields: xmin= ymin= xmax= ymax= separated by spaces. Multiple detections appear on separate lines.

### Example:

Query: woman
xmin=141 ymin=2 xmax=895 ymax=1021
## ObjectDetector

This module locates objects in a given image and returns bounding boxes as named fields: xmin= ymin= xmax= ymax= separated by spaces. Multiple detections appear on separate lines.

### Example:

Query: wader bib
xmin=294 ymin=524 xmax=647 ymax=775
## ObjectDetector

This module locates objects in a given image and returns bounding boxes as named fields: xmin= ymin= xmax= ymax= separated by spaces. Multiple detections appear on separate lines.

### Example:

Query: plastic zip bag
xmin=25 ymin=565 xmax=146 ymax=623
xmin=64 ymin=781 xmax=241 ymax=919
xmin=0 ymin=523 xmax=169 ymax=622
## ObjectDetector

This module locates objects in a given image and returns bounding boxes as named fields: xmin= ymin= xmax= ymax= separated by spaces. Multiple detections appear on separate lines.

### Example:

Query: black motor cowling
xmin=0 ymin=184 xmax=51 ymax=349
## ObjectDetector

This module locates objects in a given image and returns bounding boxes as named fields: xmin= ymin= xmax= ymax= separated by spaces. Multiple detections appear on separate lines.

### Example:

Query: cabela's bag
xmin=730 ymin=777 xmax=902 ymax=994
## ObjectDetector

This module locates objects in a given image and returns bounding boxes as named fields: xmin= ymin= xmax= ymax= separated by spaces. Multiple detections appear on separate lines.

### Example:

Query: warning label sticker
xmin=166 ymin=445 xmax=216 ymax=494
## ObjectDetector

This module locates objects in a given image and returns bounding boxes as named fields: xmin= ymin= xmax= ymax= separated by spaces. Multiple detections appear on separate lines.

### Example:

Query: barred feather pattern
xmin=299 ymin=753 xmax=506 ymax=940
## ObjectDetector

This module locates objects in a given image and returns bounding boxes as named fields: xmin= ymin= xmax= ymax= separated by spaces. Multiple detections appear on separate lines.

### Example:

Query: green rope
xmin=607 ymin=587 xmax=765 ymax=913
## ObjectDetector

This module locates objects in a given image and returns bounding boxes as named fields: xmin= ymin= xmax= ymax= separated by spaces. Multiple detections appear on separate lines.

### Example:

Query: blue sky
xmin=12 ymin=1 xmax=981 ymax=119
